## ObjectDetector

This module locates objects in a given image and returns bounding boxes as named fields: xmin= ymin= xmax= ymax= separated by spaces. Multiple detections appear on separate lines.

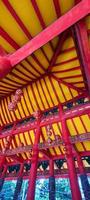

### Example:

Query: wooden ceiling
xmin=0 ymin=0 xmax=90 ymax=164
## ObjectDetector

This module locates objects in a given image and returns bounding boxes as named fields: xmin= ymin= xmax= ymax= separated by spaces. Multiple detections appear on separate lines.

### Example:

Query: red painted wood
xmin=49 ymin=159 xmax=54 ymax=176
xmin=73 ymin=21 xmax=90 ymax=93
xmin=53 ymin=0 xmax=61 ymax=18
xmin=73 ymin=145 xmax=85 ymax=174
xmin=8 ymin=0 xmax=90 ymax=67
xmin=59 ymin=105 xmax=82 ymax=200
xmin=0 ymin=102 xmax=90 ymax=140
xmin=0 ymin=123 xmax=16 ymax=167
xmin=47 ymin=32 xmax=68 ymax=72
xmin=26 ymin=115 xmax=41 ymax=200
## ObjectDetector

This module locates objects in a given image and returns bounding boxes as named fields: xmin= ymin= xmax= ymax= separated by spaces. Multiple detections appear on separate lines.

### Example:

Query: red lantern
xmin=47 ymin=130 xmax=52 ymax=137
xmin=15 ymin=94 xmax=21 ymax=102
xmin=33 ymin=110 xmax=41 ymax=119
xmin=8 ymin=102 xmax=16 ymax=111
xmin=47 ymin=137 xmax=52 ymax=145
xmin=16 ymin=89 xmax=23 ymax=96
xmin=7 ymin=136 xmax=10 ymax=142
xmin=47 ymin=125 xmax=51 ymax=131
xmin=55 ymin=135 xmax=60 ymax=141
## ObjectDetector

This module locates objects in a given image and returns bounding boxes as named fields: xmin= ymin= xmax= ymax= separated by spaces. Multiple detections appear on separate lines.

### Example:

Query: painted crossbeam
xmin=0 ymin=103 xmax=90 ymax=139
xmin=1 ymin=132 xmax=90 ymax=157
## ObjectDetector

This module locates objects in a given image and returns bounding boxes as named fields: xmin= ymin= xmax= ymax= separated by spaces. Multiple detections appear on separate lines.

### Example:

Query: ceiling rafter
xmin=7 ymin=154 xmax=24 ymax=163
xmin=5 ymin=0 xmax=90 ymax=68
xmin=2 ymin=0 xmax=49 ymax=65
xmin=53 ymin=0 xmax=61 ymax=18
xmin=47 ymin=32 xmax=69 ymax=72
xmin=31 ymin=0 xmax=54 ymax=53
xmin=71 ymin=20 xmax=90 ymax=93
xmin=51 ymin=74 xmax=87 ymax=94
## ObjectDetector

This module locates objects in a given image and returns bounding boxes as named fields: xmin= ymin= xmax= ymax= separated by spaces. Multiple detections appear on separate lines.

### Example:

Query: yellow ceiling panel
xmin=36 ymin=0 xmax=57 ymax=26
xmin=9 ymin=0 xmax=42 ymax=37
xmin=62 ymin=37 xmax=75 ymax=50
xmin=73 ymin=117 xmax=86 ymax=134
xmin=29 ymin=130 xmax=35 ymax=144
xmin=24 ymin=131 xmax=31 ymax=145
xmin=42 ymin=43 xmax=54 ymax=61
xmin=82 ymin=141 xmax=90 ymax=151
xmin=56 ymin=49 xmax=77 ymax=64
xmin=85 ymin=16 xmax=90 ymax=29
xmin=45 ymin=76 xmax=58 ymax=105
xmin=52 ymin=59 xmax=80 ymax=72
xmin=36 ymin=80 xmax=49 ymax=109
xmin=59 ymin=0 xmax=75 ymax=14
xmin=75 ymin=143 xmax=84 ymax=152
xmin=23 ymin=88 xmax=34 ymax=114
xmin=51 ymin=78 xmax=65 ymax=103
xmin=19 ymin=133 xmax=26 ymax=146
xmin=0 ymin=1 xmax=28 ymax=46
xmin=80 ymin=115 xmax=90 ymax=132
xmin=32 ymin=83 xmax=44 ymax=110
xmin=60 ymin=84 xmax=72 ymax=100
xmin=34 ymin=49 xmax=49 ymax=69
xmin=55 ymin=69 xmax=81 ymax=78
xmin=0 ymin=36 xmax=15 ymax=53
xmin=67 ymin=119 xmax=77 ymax=136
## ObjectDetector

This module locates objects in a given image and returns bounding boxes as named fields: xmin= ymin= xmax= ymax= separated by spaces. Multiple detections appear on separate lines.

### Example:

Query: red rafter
xmin=51 ymin=74 xmax=87 ymax=94
xmin=72 ymin=21 xmax=90 ymax=92
xmin=8 ymin=0 xmax=90 ymax=67
xmin=53 ymin=0 xmax=61 ymax=18
xmin=47 ymin=32 xmax=68 ymax=72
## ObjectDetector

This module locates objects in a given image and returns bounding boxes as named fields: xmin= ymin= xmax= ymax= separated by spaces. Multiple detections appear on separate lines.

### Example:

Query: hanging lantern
xmin=55 ymin=134 xmax=60 ymax=141
xmin=33 ymin=110 xmax=41 ymax=119
xmin=47 ymin=137 xmax=52 ymax=145
xmin=15 ymin=94 xmax=21 ymax=102
xmin=15 ymin=89 xmax=23 ymax=97
xmin=47 ymin=130 xmax=52 ymax=137
xmin=7 ymin=136 xmax=11 ymax=142
xmin=8 ymin=102 xmax=16 ymax=111
xmin=47 ymin=125 xmax=51 ymax=131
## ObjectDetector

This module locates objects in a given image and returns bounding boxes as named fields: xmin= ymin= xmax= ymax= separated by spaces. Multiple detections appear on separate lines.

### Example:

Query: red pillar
xmin=49 ymin=160 xmax=54 ymax=177
xmin=27 ymin=111 xmax=41 ymax=200
xmin=72 ymin=21 xmax=90 ymax=92
xmin=49 ymin=159 xmax=55 ymax=200
xmin=1 ymin=165 xmax=7 ymax=178
xmin=74 ymin=145 xmax=84 ymax=174
xmin=0 ymin=123 xmax=16 ymax=168
xmin=59 ymin=105 xmax=82 ymax=200
xmin=74 ymin=146 xmax=90 ymax=199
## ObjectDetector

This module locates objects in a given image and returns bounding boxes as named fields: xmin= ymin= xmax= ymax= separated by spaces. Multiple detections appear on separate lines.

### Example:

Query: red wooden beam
xmin=52 ymin=74 xmax=87 ymax=94
xmin=59 ymin=105 xmax=82 ymax=200
xmin=9 ymin=0 xmax=89 ymax=67
xmin=8 ymin=155 xmax=24 ymax=163
xmin=47 ymin=32 xmax=68 ymax=72
xmin=72 ymin=21 xmax=90 ymax=93
xmin=40 ymin=150 xmax=51 ymax=159
xmin=0 ymin=102 xmax=90 ymax=139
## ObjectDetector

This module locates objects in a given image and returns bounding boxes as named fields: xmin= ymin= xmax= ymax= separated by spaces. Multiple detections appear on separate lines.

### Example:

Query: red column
xmin=72 ymin=21 xmax=90 ymax=92
xmin=27 ymin=111 xmax=41 ymax=200
xmin=19 ymin=163 xmax=24 ymax=177
xmin=74 ymin=146 xmax=90 ymax=199
xmin=1 ymin=165 xmax=7 ymax=178
xmin=59 ymin=105 xmax=82 ymax=200
xmin=0 ymin=123 xmax=16 ymax=168
xmin=74 ymin=145 xmax=84 ymax=174
xmin=49 ymin=159 xmax=55 ymax=200
xmin=49 ymin=159 xmax=54 ymax=177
